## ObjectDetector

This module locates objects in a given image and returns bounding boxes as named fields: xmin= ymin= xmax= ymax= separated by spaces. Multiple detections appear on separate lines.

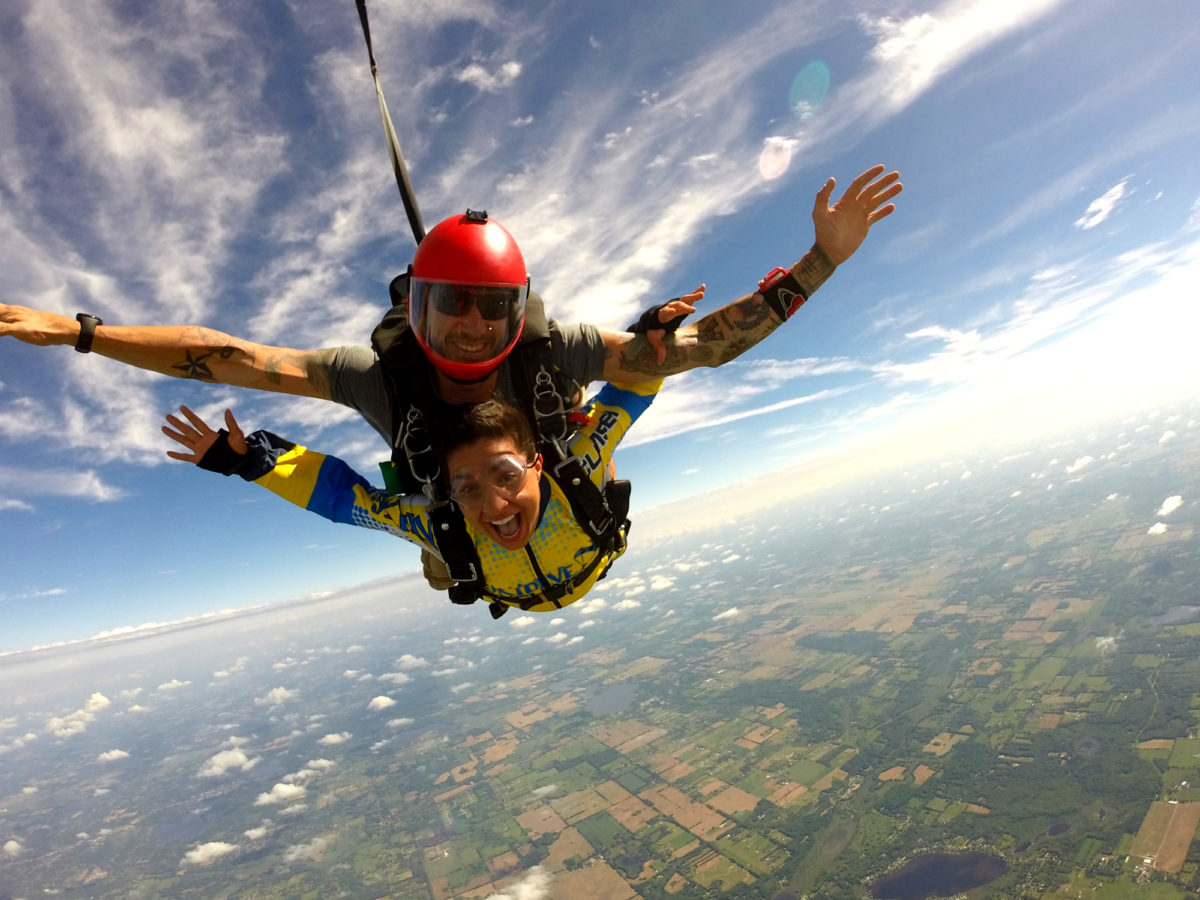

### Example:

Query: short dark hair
xmin=437 ymin=399 xmax=537 ymax=464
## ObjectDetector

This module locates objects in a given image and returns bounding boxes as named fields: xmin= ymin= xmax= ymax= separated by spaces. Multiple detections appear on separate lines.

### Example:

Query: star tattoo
xmin=172 ymin=350 xmax=216 ymax=380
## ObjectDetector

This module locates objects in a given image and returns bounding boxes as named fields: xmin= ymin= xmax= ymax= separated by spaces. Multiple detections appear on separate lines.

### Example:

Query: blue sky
xmin=2 ymin=0 xmax=1199 ymax=652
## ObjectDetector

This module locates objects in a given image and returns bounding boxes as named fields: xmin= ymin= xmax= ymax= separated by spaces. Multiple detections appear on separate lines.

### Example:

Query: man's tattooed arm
xmin=599 ymin=243 xmax=837 ymax=381
xmin=84 ymin=323 xmax=337 ymax=398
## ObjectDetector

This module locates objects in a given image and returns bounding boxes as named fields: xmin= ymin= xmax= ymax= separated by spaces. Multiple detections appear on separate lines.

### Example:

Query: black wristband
xmin=197 ymin=430 xmax=250 ymax=476
xmin=74 ymin=313 xmax=103 ymax=353
xmin=757 ymin=269 xmax=807 ymax=322
xmin=627 ymin=300 xmax=687 ymax=334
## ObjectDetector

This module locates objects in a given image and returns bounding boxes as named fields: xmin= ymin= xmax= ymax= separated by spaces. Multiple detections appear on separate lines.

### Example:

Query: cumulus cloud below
xmin=1156 ymin=495 xmax=1182 ymax=517
xmin=484 ymin=865 xmax=553 ymax=900
xmin=254 ymin=783 xmax=307 ymax=806
xmin=45 ymin=692 xmax=110 ymax=739
xmin=182 ymin=841 xmax=238 ymax=866
xmin=198 ymin=748 xmax=260 ymax=778
xmin=255 ymin=686 xmax=297 ymax=706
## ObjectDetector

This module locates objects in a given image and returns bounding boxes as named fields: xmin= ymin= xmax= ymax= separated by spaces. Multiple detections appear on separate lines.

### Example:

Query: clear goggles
xmin=450 ymin=453 xmax=538 ymax=510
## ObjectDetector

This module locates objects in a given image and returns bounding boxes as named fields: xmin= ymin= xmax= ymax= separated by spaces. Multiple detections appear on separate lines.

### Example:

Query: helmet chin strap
xmin=442 ymin=369 xmax=499 ymax=386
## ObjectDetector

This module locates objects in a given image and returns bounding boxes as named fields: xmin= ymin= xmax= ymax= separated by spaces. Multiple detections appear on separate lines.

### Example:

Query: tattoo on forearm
xmin=172 ymin=350 xmax=217 ymax=380
xmin=171 ymin=335 xmax=252 ymax=381
xmin=697 ymin=319 xmax=721 ymax=344
xmin=725 ymin=295 xmax=772 ymax=331
xmin=719 ymin=337 xmax=756 ymax=365
xmin=610 ymin=291 xmax=786 ymax=376
xmin=303 ymin=348 xmax=337 ymax=398
xmin=793 ymin=243 xmax=836 ymax=297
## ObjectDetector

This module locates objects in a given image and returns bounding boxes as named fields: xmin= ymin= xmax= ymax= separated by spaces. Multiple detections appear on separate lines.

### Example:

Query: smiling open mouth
xmin=492 ymin=513 xmax=522 ymax=541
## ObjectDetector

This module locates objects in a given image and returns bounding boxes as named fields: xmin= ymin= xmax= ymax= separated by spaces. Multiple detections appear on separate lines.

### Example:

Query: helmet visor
xmin=410 ymin=279 xmax=528 ymax=375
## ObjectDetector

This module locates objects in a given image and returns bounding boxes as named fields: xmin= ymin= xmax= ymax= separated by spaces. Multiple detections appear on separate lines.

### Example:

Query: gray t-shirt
xmin=327 ymin=320 xmax=608 ymax=443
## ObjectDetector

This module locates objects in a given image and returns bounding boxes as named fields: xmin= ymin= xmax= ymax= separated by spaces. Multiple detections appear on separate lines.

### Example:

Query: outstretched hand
xmin=645 ymin=284 xmax=704 ymax=364
xmin=812 ymin=165 xmax=902 ymax=265
xmin=163 ymin=406 xmax=247 ymax=464
xmin=0 ymin=304 xmax=77 ymax=346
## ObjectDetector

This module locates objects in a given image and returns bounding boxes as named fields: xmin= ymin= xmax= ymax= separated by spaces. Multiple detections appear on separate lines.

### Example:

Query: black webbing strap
xmin=483 ymin=529 xmax=626 ymax=611
xmin=355 ymin=0 xmax=425 ymax=245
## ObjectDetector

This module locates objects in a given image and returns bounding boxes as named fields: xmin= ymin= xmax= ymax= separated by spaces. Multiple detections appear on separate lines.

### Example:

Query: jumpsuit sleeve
xmin=566 ymin=378 xmax=662 ymax=487
xmin=229 ymin=430 xmax=439 ymax=552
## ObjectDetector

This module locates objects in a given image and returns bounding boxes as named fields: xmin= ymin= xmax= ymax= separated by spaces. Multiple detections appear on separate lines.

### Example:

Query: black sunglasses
xmin=430 ymin=285 xmax=515 ymax=321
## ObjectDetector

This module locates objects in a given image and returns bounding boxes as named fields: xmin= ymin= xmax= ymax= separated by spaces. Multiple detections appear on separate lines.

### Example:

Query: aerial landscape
xmin=2 ymin=2 xmax=1200 ymax=899
xmin=3 ymin=395 xmax=1198 ymax=899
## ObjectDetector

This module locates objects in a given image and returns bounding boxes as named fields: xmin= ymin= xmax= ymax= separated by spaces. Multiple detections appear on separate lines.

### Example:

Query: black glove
xmin=626 ymin=300 xmax=688 ymax=335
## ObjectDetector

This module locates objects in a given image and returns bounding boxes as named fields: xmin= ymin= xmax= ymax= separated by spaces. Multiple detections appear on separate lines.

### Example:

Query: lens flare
xmin=757 ymin=137 xmax=793 ymax=181
xmin=789 ymin=61 xmax=830 ymax=119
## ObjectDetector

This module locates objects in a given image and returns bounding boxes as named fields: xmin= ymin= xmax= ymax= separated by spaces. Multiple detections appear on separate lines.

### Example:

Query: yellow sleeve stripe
xmin=253 ymin=444 xmax=324 ymax=509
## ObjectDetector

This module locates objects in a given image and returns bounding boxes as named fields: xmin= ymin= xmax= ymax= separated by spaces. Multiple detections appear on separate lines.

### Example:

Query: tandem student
xmin=163 ymin=371 xmax=664 ymax=618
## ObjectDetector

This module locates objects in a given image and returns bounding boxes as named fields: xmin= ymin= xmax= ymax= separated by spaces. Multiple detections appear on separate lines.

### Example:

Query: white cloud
xmin=0 ymin=465 xmax=126 ymax=502
xmin=1147 ymin=522 xmax=1168 ymax=535
xmin=157 ymin=679 xmax=190 ymax=692
xmin=614 ymin=598 xmax=642 ymax=611
xmin=1160 ymin=430 xmax=1177 ymax=444
xmin=45 ymin=692 xmax=110 ymax=738
xmin=455 ymin=60 xmax=522 ymax=93
xmin=1065 ymin=456 xmax=1094 ymax=474
xmin=546 ymin=633 xmax=568 ymax=644
xmin=721 ymin=554 xmax=741 ymax=564
xmin=368 ymin=696 xmax=397 ymax=711
xmin=96 ymin=749 xmax=129 ymax=763
xmin=394 ymin=654 xmax=429 ymax=669
xmin=388 ymin=717 xmax=414 ymax=728
xmin=283 ymin=837 xmax=328 ymax=863
xmin=254 ymin=687 xmax=297 ymax=706
xmin=197 ymin=748 xmax=260 ymax=778
xmin=1075 ymin=179 xmax=1129 ymax=230
xmin=377 ymin=672 xmax=411 ymax=685
xmin=254 ymin=783 xmax=307 ymax=806
xmin=509 ymin=616 xmax=537 ymax=629
xmin=3 ymin=839 xmax=22 ymax=857
xmin=318 ymin=732 xmax=352 ymax=746
xmin=244 ymin=822 xmax=272 ymax=840
xmin=1156 ymin=495 xmax=1183 ymax=517
xmin=483 ymin=865 xmax=552 ymax=899
xmin=713 ymin=607 xmax=740 ymax=621
xmin=181 ymin=841 xmax=238 ymax=866
xmin=213 ymin=657 xmax=248 ymax=679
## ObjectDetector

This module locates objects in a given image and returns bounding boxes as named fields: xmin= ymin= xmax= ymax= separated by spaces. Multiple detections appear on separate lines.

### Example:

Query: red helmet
xmin=408 ymin=210 xmax=529 ymax=382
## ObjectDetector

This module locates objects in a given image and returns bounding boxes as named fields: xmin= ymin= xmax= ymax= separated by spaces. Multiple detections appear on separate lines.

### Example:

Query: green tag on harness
xmin=378 ymin=460 xmax=402 ymax=494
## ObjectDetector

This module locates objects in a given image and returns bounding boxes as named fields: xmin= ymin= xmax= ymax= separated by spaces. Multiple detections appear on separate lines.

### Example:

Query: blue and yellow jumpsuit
xmin=228 ymin=380 xmax=659 ymax=611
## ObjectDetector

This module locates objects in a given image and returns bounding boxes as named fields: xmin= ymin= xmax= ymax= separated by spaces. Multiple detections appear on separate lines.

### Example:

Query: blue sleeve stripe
xmin=305 ymin=455 xmax=374 ymax=525
xmin=593 ymin=382 xmax=657 ymax=422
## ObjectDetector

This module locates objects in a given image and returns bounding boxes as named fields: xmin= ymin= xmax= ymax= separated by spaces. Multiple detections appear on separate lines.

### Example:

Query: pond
xmin=869 ymin=851 xmax=1008 ymax=899
xmin=584 ymin=682 xmax=637 ymax=716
